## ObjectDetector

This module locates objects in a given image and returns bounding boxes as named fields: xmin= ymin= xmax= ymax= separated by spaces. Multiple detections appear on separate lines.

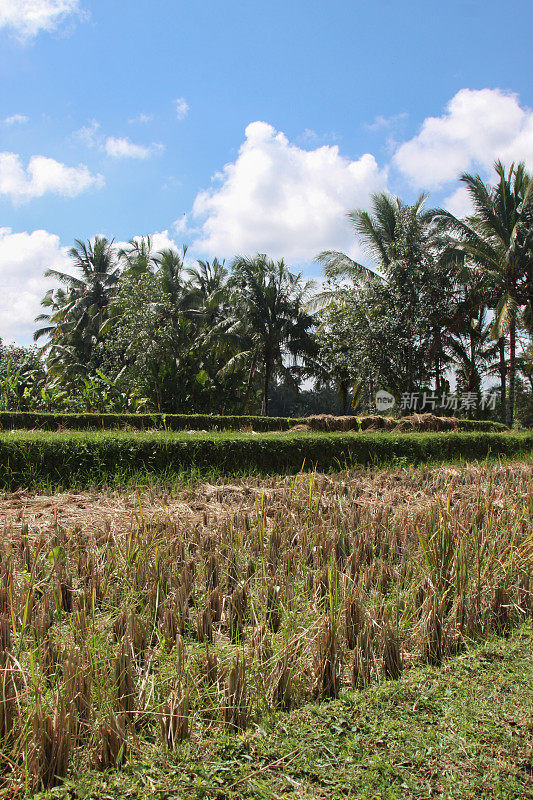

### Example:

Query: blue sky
xmin=1 ymin=0 xmax=533 ymax=343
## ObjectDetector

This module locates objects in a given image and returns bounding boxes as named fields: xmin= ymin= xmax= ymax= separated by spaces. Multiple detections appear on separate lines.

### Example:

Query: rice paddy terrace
xmin=0 ymin=460 xmax=531 ymax=797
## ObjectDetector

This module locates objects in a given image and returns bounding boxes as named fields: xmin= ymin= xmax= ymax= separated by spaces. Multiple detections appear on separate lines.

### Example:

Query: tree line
xmin=2 ymin=160 xmax=533 ymax=423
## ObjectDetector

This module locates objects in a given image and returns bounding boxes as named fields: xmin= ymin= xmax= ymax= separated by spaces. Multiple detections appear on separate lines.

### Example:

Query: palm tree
xmin=46 ymin=236 xmax=119 ymax=310
xmin=186 ymin=258 xmax=228 ymax=315
xmin=156 ymin=246 xmax=188 ymax=306
xmin=447 ymin=306 xmax=499 ymax=416
xmin=184 ymin=258 xmax=230 ymax=345
xmin=118 ymin=235 xmax=159 ymax=275
xmin=34 ymin=286 xmax=71 ymax=347
xmin=229 ymin=255 xmax=315 ymax=415
xmin=435 ymin=161 xmax=533 ymax=425
xmin=35 ymin=237 xmax=119 ymax=373
xmin=316 ymin=193 xmax=453 ymax=400
xmin=310 ymin=193 xmax=396 ymax=312
xmin=317 ymin=192 xmax=435 ymax=282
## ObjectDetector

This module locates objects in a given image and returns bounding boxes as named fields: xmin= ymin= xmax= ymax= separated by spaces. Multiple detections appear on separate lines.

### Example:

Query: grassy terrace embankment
xmin=0 ymin=411 xmax=507 ymax=433
xmin=1 ymin=429 xmax=533 ymax=489
xmin=0 ymin=411 xmax=301 ymax=432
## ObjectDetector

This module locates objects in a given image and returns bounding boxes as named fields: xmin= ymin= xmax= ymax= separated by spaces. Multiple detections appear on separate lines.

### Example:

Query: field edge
xmin=39 ymin=621 xmax=533 ymax=800
xmin=2 ymin=429 xmax=533 ymax=490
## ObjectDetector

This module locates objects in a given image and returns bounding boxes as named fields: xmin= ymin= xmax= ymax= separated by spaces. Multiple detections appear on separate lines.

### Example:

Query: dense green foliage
xmin=316 ymin=166 xmax=533 ymax=424
xmin=25 ymin=245 xmax=316 ymax=416
xmin=317 ymin=192 xmax=454 ymax=401
xmin=0 ymin=342 xmax=46 ymax=410
xmin=2 ymin=161 xmax=533 ymax=423
xmin=1 ymin=429 xmax=531 ymax=489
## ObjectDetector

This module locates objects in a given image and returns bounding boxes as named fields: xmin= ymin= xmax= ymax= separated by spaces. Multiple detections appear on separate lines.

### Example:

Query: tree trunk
xmin=508 ymin=320 xmax=516 ymax=426
xmin=261 ymin=360 xmax=271 ymax=416
xmin=498 ymin=337 xmax=507 ymax=425
xmin=340 ymin=383 xmax=348 ymax=415
xmin=468 ymin=331 xmax=475 ymax=419
xmin=241 ymin=351 xmax=258 ymax=413
xmin=434 ymin=329 xmax=442 ymax=396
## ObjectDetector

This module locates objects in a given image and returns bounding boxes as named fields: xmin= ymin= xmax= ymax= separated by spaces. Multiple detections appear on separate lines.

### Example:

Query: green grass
xmin=1 ymin=429 xmax=533 ymax=490
xmin=40 ymin=622 xmax=533 ymax=800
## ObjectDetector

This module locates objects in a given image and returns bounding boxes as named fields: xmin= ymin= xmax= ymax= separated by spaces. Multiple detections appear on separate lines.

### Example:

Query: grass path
xmin=49 ymin=622 xmax=533 ymax=800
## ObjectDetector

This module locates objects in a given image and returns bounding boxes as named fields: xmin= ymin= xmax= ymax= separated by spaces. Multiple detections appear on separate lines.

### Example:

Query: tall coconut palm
xmin=447 ymin=306 xmax=499 ymax=415
xmin=316 ymin=192 xmax=435 ymax=282
xmin=186 ymin=259 xmax=228 ymax=312
xmin=316 ymin=193 xmax=454 ymax=399
xmin=46 ymin=236 xmax=120 ymax=313
xmin=156 ymin=246 xmax=188 ymax=306
xmin=118 ymin=235 xmax=159 ymax=275
xmin=435 ymin=161 xmax=533 ymax=425
xmin=34 ymin=286 xmax=71 ymax=347
xmin=228 ymin=255 xmax=315 ymax=415
xmin=35 ymin=237 xmax=119 ymax=373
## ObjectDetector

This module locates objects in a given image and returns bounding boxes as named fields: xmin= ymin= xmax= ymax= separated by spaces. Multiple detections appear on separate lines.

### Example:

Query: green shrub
xmin=448 ymin=419 xmax=508 ymax=432
xmin=0 ymin=411 xmax=300 ymax=432
xmin=0 ymin=411 xmax=507 ymax=434
xmin=0 ymin=430 xmax=532 ymax=490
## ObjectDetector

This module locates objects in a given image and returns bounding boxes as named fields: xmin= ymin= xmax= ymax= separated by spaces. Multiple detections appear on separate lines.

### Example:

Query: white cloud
xmin=174 ymin=98 xmax=189 ymax=120
xmin=148 ymin=229 xmax=180 ymax=252
xmin=128 ymin=113 xmax=154 ymax=125
xmin=0 ymin=227 xmax=70 ymax=344
xmin=443 ymin=186 xmax=474 ymax=219
xmin=0 ymin=151 xmax=104 ymax=203
xmin=191 ymin=121 xmax=387 ymax=261
xmin=394 ymin=88 xmax=533 ymax=188
xmin=104 ymin=136 xmax=163 ymax=159
xmin=74 ymin=123 xmax=163 ymax=159
xmin=74 ymin=119 xmax=100 ymax=147
xmin=114 ymin=230 xmax=182 ymax=257
xmin=3 ymin=114 xmax=29 ymax=125
xmin=0 ymin=0 xmax=81 ymax=39
xmin=1 ymin=228 xmax=184 ymax=345
xmin=365 ymin=112 xmax=408 ymax=132
xmin=125 ymin=230 xmax=180 ymax=253
xmin=174 ymin=214 xmax=193 ymax=235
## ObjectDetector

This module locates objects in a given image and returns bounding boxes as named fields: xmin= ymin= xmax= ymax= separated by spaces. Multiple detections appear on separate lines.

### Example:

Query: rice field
xmin=0 ymin=461 xmax=532 ymax=796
